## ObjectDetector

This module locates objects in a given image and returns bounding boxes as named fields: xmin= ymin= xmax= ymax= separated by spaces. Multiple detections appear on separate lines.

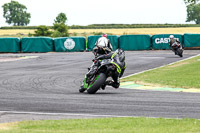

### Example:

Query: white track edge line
xmin=0 ymin=111 xmax=130 ymax=118
xmin=0 ymin=111 xmax=186 ymax=120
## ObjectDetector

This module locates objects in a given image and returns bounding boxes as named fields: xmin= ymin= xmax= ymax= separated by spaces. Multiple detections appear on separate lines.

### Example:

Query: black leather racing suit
xmin=93 ymin=37 xmax=113 ymax=57
xmin=169 ymin=38 xmax=181 ymax=54
xmin=169 ymin=38 xmax=180 ymax=47
xmin=95 ymin=53 xmax=126 ymax=88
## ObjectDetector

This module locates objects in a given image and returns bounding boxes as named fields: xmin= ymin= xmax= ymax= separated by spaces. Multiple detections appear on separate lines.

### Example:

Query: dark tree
xmin=54 ymin=13 xmax=67 ymax=24
xmin=2 ymin=0 xmax=31 ymax=26
xmin=184 ymin=0 xmax=199 ymax=4
xmin=186 ymin=3 xmax=200 ymax=24
xmin=52 ymin=13 xmax=69 ymax=37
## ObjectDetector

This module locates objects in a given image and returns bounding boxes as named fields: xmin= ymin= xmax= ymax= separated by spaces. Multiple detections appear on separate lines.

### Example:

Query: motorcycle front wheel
xmin=177 ymin=48 xmax=183 ymax=57
xmin=87 ymin=73 xmax=106 ymax=94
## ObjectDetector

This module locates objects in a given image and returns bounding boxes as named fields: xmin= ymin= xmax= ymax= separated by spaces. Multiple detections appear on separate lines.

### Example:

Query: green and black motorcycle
xmin=79 ymin=49 xmax=126 ymax=94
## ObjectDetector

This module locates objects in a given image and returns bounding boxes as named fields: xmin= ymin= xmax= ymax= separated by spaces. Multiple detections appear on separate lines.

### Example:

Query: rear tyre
xmin=87 ymin=73 xmax=106 ymax=94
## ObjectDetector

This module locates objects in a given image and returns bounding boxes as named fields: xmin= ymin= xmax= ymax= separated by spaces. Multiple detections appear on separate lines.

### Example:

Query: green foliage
xmin=51 ymin=12 xmax=69 ymax=37
xmin=52 ymin=23 xmax=69 ymax=37
xmin=69 ymin=24 xmax=200 ymax=29
xmin=92 ymin=32 xmax=103 ymax=35
xmin=71 ymin=32 xmax=77 ymax=36
xmin=186 ymin=3 xmax=200 ymax=24
xmin=54 ymin=13 xmax=67 ymax=24
xmin=33 ymin=25 xmax=52 ymax=37
xmin=1 ymin=24 xmax=200 ymax=30
xmin=2 ymin=0 xmax=31 ymax=26
xmin=184 ymin=0 xmax=199 ymax=4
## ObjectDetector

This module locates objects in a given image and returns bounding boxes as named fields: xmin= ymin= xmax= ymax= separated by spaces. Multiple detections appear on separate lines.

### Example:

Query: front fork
xmin=82 ymin=63 xmax=98 ymax=89
xmin=83 ymin=75 xmax=89 ymax=89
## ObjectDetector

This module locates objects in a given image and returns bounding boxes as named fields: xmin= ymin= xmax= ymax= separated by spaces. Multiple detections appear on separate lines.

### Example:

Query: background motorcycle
xmin=171 ymin=42 xmax=183 ymax=57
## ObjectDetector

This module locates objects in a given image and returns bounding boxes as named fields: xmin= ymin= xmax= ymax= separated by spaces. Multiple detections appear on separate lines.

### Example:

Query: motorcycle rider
xmin=79 ymin=49 xmax=126 ymax=93
xmin=169 ymin=35 xmax=181 ymax=55
xmin=80 ymin=34 xmax=113 ymax=93
xmin=92 ymin=34 xmax=124 ymax=89
xmin=95 ymin=49 xmax=126 ymax=89
xmin=169 ymin=35 xmax=180 ymax=47
xmin=92 ymin=34 xmax=113 ymax=57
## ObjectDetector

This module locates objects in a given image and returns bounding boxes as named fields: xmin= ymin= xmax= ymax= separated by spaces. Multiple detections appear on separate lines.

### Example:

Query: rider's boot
xmin=111 ymin=77 xmax=120 ymax=89
xmin=101 ymin=80 xmax=113 ymax=90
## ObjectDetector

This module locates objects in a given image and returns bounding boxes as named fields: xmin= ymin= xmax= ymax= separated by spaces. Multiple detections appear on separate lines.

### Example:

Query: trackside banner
xmin=0 ymin=38 xmax=20 ymax=52
xmin=21 ymin=37 xmax=54 ymax=52
xmin=152 ymin=34 xmax=183 ymax=50
xmin=54 ymin=37 xmax=86 ymax=52
xmin=119 ymin=35 xmax=151 ymax=50
xmin=87 ymin=35 xmax=119 ymax=51
xmin=184 ymin=34 xmax=200 ymax=48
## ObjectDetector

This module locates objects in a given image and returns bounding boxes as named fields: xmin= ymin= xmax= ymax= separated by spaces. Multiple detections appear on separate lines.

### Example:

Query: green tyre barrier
xmin=54 ymin=37 xmax=86 ymax=52
xmin=21 ymin=37 xmax=53 ymax=53
xmin=184 ymin=34 xmax=200 ymax=48
xmin=152 ymin=34 xmax=183 ymax=50
xmin=119 ymin=35 xmax=151 ymax=50
xmin=0 ymin=38 xmax=20 ymax=53
xmin=87 ymin=35 xmax=119 ymax=51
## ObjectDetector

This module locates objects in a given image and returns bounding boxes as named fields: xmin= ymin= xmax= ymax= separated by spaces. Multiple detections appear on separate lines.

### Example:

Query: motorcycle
xmin=170 ymin=42 xmax=183 ymax=57
xmin=80 ymin=49 xmax=126 ymax=94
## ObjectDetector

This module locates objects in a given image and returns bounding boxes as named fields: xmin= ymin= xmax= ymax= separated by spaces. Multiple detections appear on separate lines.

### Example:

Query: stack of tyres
xmin=21 ymin=37 xmax=54 ymax=52
xmin=0 ymin=38 xmax=20 ymax=53
xmin=184 ymin=34 xmax=200 ymax=48
xmin=119 ymin=35 xmax=151 ymax=50
xmin=54 ymin=37 xmax=86 ymax=52
xmin=87 ymin=35 xmax=119 ymax=51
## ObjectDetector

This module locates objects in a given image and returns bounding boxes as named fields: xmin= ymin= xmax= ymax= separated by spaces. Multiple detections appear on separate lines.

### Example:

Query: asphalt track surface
xmin=0 ymin=50 xmax=200 ymax=123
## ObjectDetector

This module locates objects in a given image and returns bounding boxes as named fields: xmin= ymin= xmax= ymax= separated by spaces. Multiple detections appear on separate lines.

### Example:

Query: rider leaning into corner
xmin=169 ymin=35 xmax=181 ymax=54
xmin=79 ymin=34 xmax=126 ymax=93
xmin=95 ymin=49 xmax=126 ymax=89
xmin=169 ymin=35 xmax=180 ymax=47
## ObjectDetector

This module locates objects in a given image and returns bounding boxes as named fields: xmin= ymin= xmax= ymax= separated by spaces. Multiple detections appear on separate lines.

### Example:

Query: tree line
xmin=1 ymin=24 xmax=199 ymax=30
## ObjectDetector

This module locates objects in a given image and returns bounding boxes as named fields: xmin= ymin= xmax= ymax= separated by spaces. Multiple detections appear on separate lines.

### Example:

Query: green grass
xmin=122 ymin=55 xmax=200 ymax=89
xmin=1 ymin=117 xmax=200 ymax=133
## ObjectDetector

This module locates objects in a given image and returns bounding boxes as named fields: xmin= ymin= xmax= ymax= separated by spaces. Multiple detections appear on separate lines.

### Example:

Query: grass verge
xmin=121 ymin=55 xmax=200 ymax=89
xmin=1 ymin=117 xmax=200 ymax=133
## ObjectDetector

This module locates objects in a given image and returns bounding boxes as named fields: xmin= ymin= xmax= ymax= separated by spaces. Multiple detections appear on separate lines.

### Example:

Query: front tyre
xmin=177 ymin=48 xmax=183 ymax=57
xmin=87 ymin=73 xmax=106 ymax=94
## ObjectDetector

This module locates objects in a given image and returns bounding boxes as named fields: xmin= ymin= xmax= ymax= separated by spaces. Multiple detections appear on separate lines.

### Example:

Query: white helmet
xmin=96 ymin=37 xmax=108 ymax=48
xmin=169 ymin=35 xmax=174 ymax=39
